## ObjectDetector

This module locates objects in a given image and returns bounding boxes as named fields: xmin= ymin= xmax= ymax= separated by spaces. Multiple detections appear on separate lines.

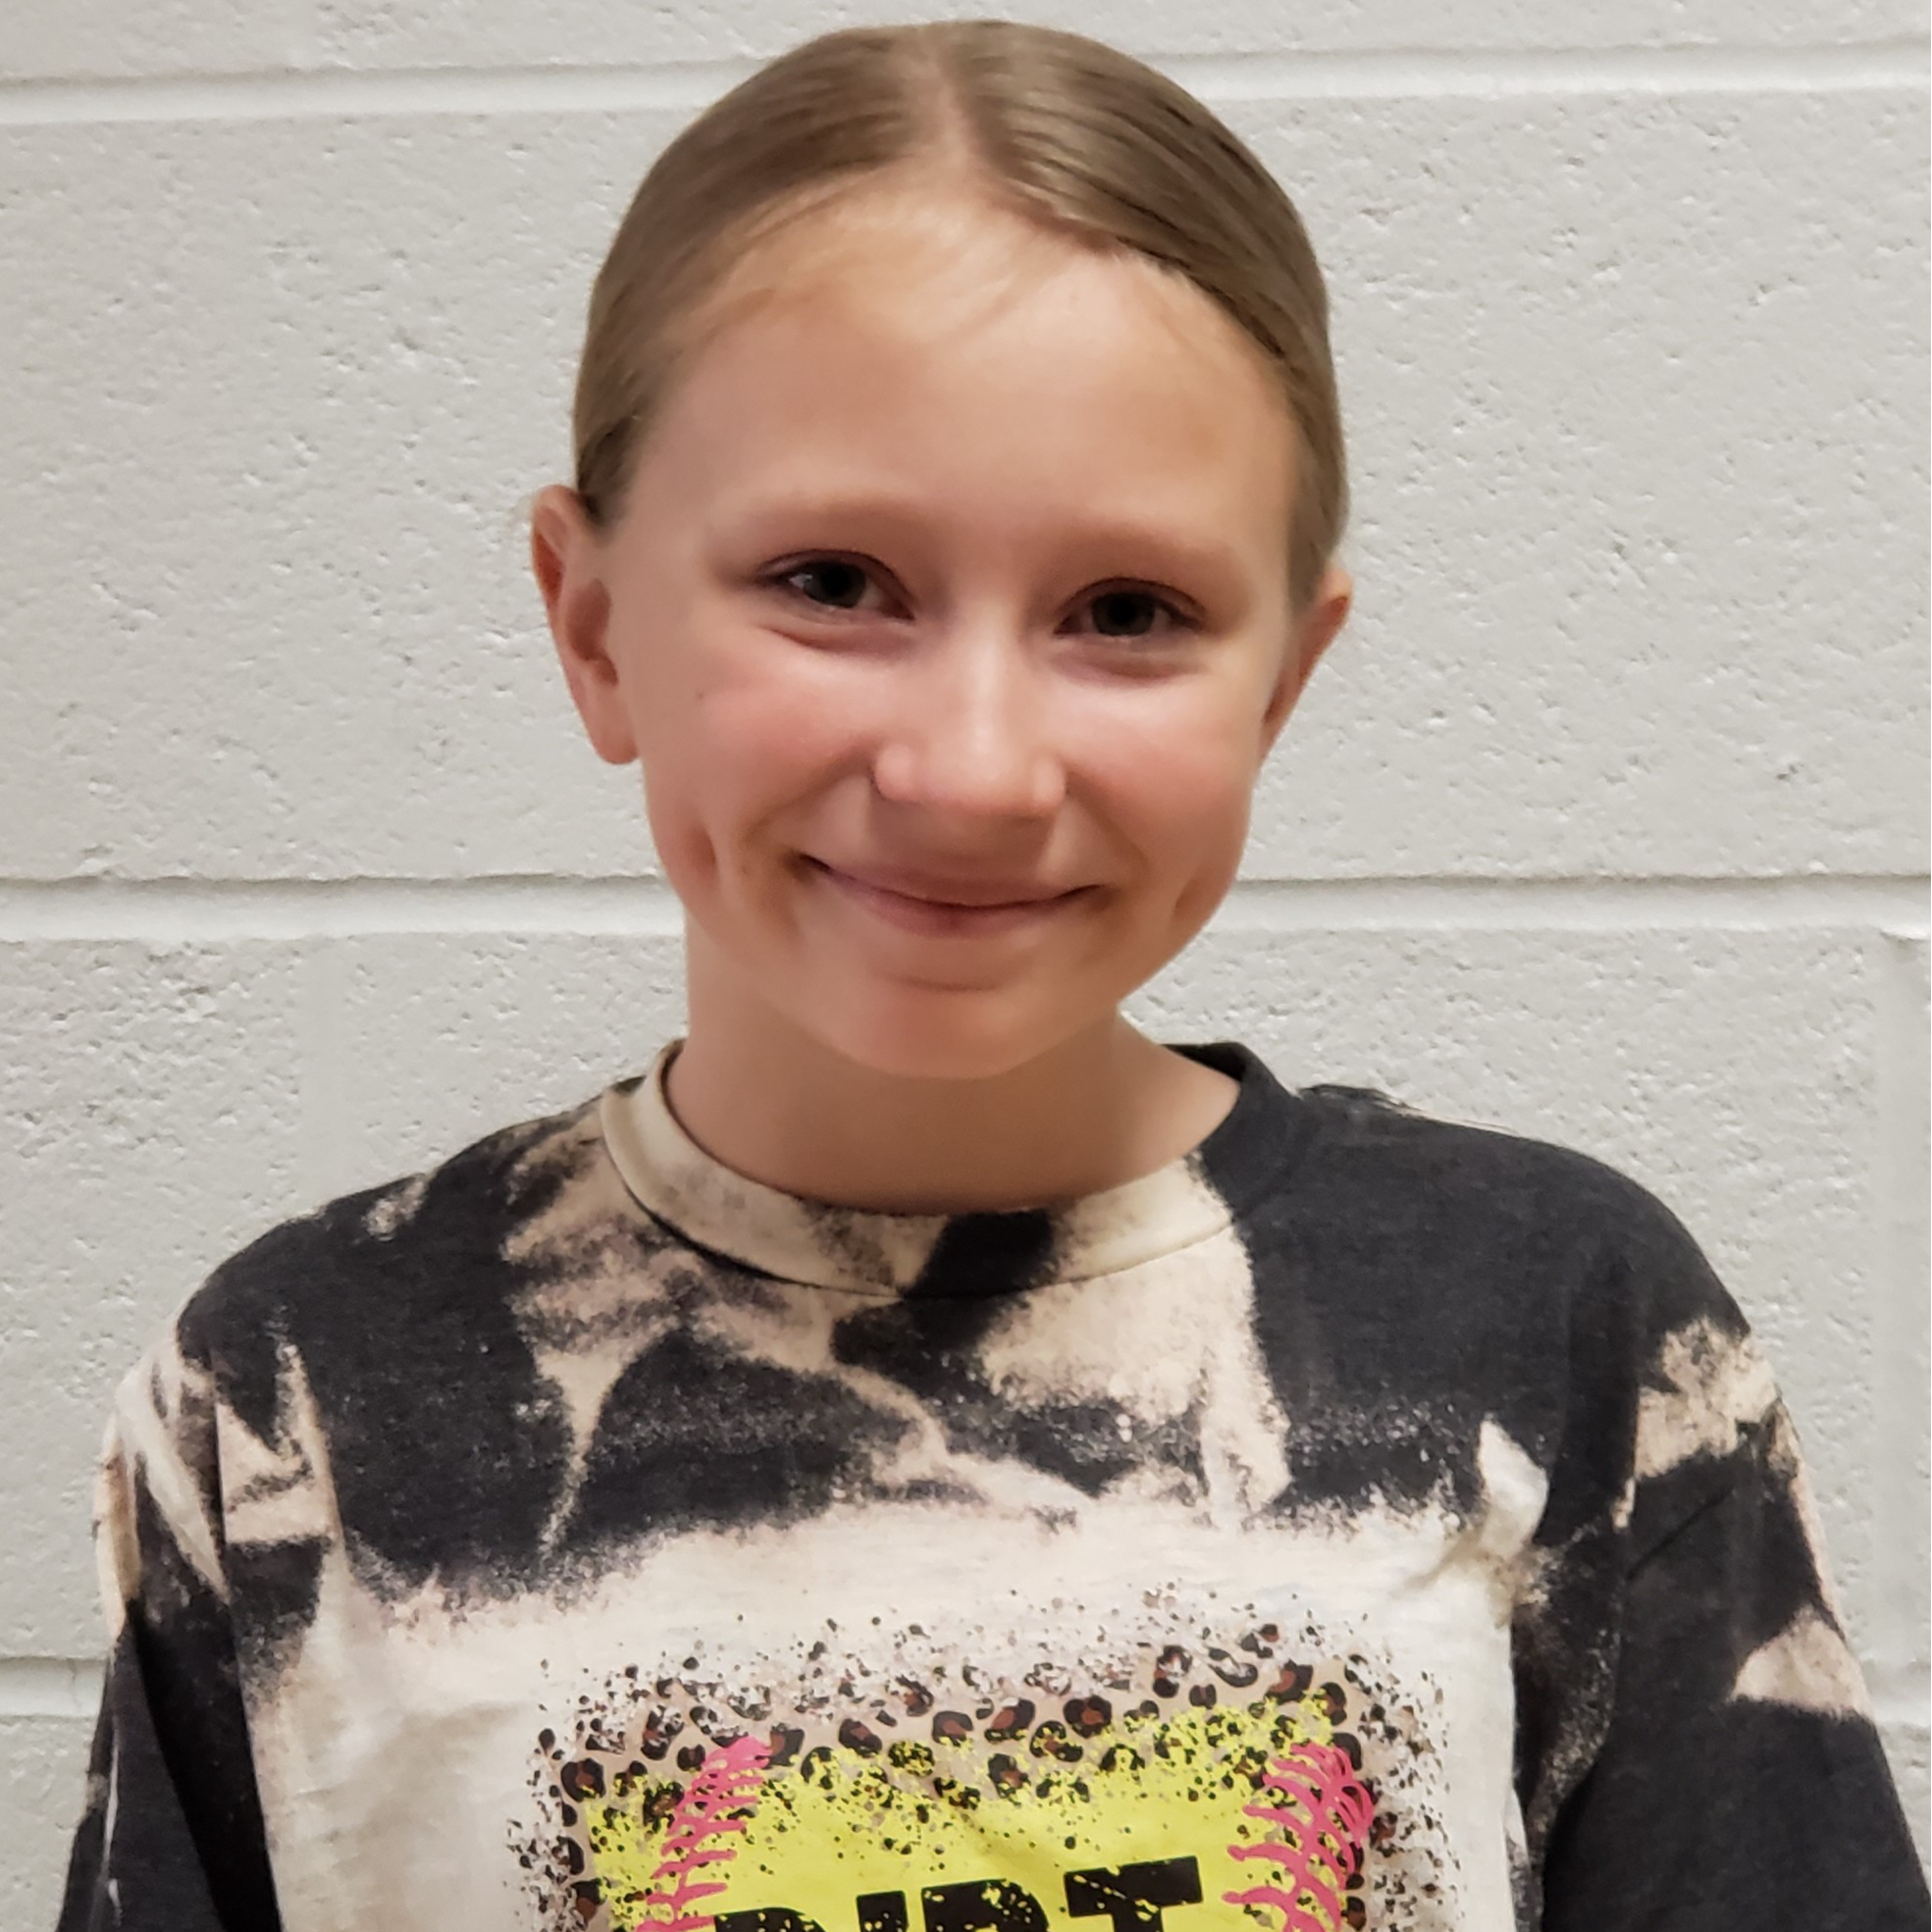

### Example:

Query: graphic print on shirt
xmin=517 ymin=1593 xmax=1453 ymax=1932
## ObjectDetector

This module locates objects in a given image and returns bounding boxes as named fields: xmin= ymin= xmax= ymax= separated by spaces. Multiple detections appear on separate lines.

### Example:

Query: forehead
xmin=699 ymin=188 xmax=1281 ymax=418
xmin=638 ymin=193 xmax=1295 ymax=565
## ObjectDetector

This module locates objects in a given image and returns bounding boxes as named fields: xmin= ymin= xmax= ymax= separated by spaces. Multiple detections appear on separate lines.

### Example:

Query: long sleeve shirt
xmin=57 ymin=1037 xmax=1930 ymax=1930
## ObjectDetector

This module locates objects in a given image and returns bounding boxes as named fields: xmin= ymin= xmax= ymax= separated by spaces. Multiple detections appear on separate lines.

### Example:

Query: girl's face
xmin=534 ymin=196 xmax=1352 ymax=1081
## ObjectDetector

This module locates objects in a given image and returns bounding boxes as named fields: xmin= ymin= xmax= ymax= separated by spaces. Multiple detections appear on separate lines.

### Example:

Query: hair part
xmin=570 ymin=18 xmax=1348 ymax=622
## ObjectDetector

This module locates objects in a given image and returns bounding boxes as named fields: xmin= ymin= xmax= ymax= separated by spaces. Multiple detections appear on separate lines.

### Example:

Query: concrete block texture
xmin=0 ymin=941 xmax=310 ymax=1654
xmin=1 ymin=83 xmax=1924 ymax=882
xmin=1251 ymin=83 xmax=1929 ymax=885
xmin=316 ymin=928 xmax=689 ymax=1200
xmin=7 ymin=2 xmax=1925 ymax=82
xmin=2 ymin=1713 xmax=96 ymax=1932
xmin=301 ymin=0 xmax=1932 ymax=70
xmin=0 ymin=0 xmax=305 ymax=82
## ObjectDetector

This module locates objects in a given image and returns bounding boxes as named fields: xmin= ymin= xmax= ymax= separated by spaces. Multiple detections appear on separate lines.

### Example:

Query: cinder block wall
xmin=2 ymin=4 xmax=1926 ymax=1918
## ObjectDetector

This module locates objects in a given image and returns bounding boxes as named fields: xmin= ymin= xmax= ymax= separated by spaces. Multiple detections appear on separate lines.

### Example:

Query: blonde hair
xmin=570 ymin=18 xmax=1347 ymax=621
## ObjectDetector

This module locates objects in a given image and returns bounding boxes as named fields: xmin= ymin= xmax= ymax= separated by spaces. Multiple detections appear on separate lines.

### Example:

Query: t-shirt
xmin=56 ymin=1037 xmax=1928 ymax=1932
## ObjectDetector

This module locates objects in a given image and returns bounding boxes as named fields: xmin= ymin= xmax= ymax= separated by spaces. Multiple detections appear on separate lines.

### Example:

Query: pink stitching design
xmin=1222 ymin=1740 xmax=1375 ymax=1932
xmin=630 ymin=1734 xmax=773 ymax=1932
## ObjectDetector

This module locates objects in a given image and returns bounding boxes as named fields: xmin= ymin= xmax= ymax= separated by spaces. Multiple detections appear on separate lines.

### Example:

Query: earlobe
xmin=530 ymin=484 xmax=638 ymax=766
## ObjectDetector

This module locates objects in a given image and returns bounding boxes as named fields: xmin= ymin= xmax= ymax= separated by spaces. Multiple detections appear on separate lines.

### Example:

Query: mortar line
xmin=0 ymin=872 xmax=1923 ymax=942
xmin=0 ymin=1657 xmax=103 ymax=1720
xmin=0 ymin=40 xmax=1922 ymax=128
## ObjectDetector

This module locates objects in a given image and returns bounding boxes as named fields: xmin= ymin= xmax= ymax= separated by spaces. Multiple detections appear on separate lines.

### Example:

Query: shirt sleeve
xmin=1528 ymin=1192 xmax=1929 ymax=1929
xmin=56 ymin=1333 xmax=283 ymax=1932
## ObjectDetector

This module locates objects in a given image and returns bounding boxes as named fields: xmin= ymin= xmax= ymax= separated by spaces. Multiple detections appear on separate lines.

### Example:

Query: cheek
xmin=632 ymin=661 xmax=850 ymax=879
xmin=1080 ymin=705 xmax=1261 ymax=868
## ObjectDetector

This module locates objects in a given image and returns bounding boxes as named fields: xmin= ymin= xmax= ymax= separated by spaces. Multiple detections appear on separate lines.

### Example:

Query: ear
xmin=530 ymin=483 xmax=638 ymax=766
xmin=1260 ymin=563 xmax=1353 ymax=759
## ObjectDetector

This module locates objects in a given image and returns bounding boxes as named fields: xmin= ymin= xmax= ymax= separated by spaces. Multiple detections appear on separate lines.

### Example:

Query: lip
xmin=819 ymin=861 xmax=1074 ymax=908
xmin=805 ymin=858 xmax=1090 ymax=937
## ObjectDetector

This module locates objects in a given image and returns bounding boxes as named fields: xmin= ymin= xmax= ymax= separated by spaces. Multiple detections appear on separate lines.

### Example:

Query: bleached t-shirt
xmin=57 ymin=1038 xmax=1928 ymax=1931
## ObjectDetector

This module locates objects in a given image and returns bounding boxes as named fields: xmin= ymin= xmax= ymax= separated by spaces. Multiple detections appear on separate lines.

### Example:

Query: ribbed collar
xmin=596 ymin=1037 xmax=1310 ymax=1298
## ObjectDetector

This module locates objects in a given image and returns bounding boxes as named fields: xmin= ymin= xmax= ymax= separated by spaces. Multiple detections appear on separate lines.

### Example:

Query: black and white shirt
xmin=57 ymin=1038 xmax=1929 ymax=1930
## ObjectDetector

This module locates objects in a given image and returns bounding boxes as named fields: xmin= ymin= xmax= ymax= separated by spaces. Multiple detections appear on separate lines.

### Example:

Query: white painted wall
xmin=2 ymin=4 xmax=1925 ymax=1920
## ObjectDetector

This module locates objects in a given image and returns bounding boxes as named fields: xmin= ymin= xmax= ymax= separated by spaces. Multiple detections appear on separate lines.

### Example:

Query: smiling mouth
xmin=803 ymin=858 xmax=1090 ymax=934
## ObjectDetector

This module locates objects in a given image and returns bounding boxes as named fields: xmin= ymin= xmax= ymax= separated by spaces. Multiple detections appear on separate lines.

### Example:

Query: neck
xmin=664 ymin=940 xmax=1235 ymax=1216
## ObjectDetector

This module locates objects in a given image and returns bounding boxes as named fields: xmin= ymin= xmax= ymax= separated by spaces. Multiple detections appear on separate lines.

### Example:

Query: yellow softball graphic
xmin=523 ymin=1618 xmax=1440 ymax=1932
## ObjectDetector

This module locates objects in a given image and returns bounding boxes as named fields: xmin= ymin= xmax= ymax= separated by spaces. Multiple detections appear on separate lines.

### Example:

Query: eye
xmin=767 ymin=556 xmax=883 ymax=613
xmin=764 ymin=560 xmax=1189 ymax=641
xmin=1077 ymin=585 xmax=1195 ymax=643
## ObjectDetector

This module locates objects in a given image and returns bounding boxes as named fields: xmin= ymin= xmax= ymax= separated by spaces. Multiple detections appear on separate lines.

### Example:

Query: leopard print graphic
xmin=517 ymin=1595 xmax=1454 ymax=1931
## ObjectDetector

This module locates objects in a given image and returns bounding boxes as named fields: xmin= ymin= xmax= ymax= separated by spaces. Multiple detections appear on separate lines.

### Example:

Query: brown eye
xmin=1085 ymin=588 xmax=1184 ymax=640
xmin=771 ymin=557 xmax=877 ymax=611
xmin=1089 ymin=591 xmax=1159 ymax=637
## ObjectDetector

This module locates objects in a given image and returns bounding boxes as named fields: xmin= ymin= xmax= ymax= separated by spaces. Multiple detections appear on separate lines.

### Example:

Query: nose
xmin=869 ymin=619 xmax=1067 ymax=821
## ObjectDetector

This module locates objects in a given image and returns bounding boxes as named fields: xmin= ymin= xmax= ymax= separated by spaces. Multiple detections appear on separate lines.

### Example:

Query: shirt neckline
xmin=595 ymin=1037 xmax=1308 ymax=1297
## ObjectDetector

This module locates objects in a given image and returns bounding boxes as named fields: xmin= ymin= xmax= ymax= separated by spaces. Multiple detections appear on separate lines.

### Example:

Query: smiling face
xmin=534 ymin=189 xmax=1351 ymax=1083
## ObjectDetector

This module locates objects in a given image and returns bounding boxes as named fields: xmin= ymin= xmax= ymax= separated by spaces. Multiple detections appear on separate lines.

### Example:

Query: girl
xmin=57 ymin=18 xmax=1927 ymax=1931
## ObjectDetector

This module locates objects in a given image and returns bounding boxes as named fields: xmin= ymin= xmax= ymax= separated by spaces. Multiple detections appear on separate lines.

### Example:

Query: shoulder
xmin=1282 ymin=1083 xmax=1765 ymax=1502
xmin=85 ymin=1091 xmax=631 ymax=1636
xmin=1289 ymin=1080 xmax=1727 ymax=1310
xmin=146 ymin=1089 xmax=615 ymax=1423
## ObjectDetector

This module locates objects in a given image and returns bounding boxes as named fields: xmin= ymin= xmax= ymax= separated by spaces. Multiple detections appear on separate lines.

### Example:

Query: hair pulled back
xmin=571 ymin=18 xmax=1347 ymax=620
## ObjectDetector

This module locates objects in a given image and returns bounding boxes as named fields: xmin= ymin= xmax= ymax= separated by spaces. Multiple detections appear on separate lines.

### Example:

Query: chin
xmin=808 ymin=994 xmax=1080 ymax=1085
